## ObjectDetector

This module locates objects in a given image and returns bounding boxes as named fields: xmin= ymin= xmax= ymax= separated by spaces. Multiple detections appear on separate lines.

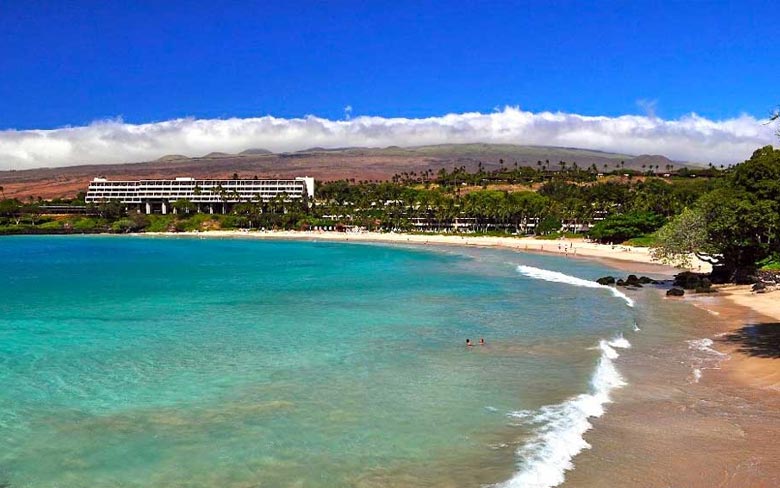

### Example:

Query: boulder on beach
xmin=596 ymin=276 xmax=616 ymax=285
xmin=674 ymin=271 xmax=710 ymax=290
xmin=613 ymin=274 xmax=658 ymax=287
xmin=667 ymin=288 xmax=685 ymax=297
xmin=624 ymin=275 xmax=644 ymax=287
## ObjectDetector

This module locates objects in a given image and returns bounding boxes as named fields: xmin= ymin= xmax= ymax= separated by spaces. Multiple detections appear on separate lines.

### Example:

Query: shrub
xmin=111 ymin=218 xmax=136 ymax=233
xmin=180 ymin=214 xmax=215 ymax=232
xmin=39 ymin=220 xmax=64 ymax=230
xmin=145 ymin=215 xmax=176 ymax=232
xmin=72 ymin=218 xmax=101 ymax=232
xmin=589 ymin=212 xmax=665 ymax=244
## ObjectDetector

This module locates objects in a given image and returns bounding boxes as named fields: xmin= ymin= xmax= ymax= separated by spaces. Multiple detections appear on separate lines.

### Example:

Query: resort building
xmin=85 ymin=176 xmax=315 ymax=214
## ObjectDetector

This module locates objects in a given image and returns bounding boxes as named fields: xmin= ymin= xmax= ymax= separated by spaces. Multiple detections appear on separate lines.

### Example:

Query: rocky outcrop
xmin=596 ymin=276 xmax=616 ymax=285
xmin=673 ymin=271 xmax=716 ymax=293
xmin=674 ymin=272 xmax=708 ymax=289
xmin=595 ymin=275 xmax=659 ymax=287
xmin=757 ymin=270 xmax=780 ymax=285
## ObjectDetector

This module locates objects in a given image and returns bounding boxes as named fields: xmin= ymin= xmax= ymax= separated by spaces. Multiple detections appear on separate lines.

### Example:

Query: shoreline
xmin=137 ymin=229 xmax=711 ymax=275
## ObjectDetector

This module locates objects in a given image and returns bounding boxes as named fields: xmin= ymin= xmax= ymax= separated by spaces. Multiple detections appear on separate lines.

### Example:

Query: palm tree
xmin=213 ymin=184 xmax=228 ymax=213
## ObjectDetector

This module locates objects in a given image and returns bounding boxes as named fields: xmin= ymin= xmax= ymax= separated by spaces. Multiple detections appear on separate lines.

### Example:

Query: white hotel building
xmin=85 ymin=176 xmax=315 ymax=214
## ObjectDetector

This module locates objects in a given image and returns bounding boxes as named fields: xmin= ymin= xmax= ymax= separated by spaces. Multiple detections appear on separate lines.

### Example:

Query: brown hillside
xmin=0 ymin=144 xmax=690 ymax=200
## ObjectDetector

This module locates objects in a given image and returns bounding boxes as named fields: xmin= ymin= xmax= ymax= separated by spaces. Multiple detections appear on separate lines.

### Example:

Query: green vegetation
xmin=589 ymin=212 xmax=666 ymax=244
xmin=623 ymin=234 xmax=658 ymax=247
xmin=652 ymin=146 xmax=780 ymax=282
xmin=4 ymin=143 xmax=780 ymax=283
xmin=758 ymin=259 xmax=780 ymax=272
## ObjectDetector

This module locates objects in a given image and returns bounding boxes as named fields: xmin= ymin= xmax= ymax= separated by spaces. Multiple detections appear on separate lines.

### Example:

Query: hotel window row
xmin=85 ymin=177 xmax=315 ymax=214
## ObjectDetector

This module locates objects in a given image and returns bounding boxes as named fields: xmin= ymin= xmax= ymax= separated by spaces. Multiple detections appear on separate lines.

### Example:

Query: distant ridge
xmin=239 ymin=148 xmax=273 ymax=155
xmin=156 ymin=154 xmax=189 ymax=162
xmin=0 ymin=143 xmax=694 ymax=199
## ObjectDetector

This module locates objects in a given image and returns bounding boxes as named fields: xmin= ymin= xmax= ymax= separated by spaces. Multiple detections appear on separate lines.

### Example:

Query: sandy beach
xmin=146 ymin=229 xmax=713 ymax=273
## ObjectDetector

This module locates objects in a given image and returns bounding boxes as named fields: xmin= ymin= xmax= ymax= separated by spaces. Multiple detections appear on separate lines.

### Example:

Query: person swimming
xmin=466 ymin=339 xmax=473 ymax=347
xmin=479 ymin=338 xmax=485 ymax=345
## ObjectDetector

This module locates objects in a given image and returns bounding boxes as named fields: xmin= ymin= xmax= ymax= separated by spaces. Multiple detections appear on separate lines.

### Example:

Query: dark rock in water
xmin=752 ymin=282 xmax=767 ymax=292
xmin=596 ymin=276 xmax=616 ymax=285
xmin=667 ymin=287 xmax=685 ymax=297
xmin=622 ymin=274 xmax=643 ymax=287
xmin=614 ymin=274 xmax=658 ymax=287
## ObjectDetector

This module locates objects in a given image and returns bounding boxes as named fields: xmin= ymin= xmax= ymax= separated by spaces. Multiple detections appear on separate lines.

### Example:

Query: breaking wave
xmin=497 ymin=336 xmax=630 ymax=488
xmin=516 ymin=265 xmax=634 ymax=307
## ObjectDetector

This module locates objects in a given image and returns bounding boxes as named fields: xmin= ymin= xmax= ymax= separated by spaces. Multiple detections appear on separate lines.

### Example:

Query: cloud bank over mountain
xmin=0 ymin=107 xmax=775 ymax=170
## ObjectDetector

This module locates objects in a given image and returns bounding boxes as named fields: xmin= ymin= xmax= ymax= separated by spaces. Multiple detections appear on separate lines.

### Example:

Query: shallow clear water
xmin=0 ymin=236 xmax=636 ymax=487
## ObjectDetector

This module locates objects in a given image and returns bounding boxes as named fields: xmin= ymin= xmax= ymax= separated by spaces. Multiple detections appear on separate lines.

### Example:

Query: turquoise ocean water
xmin=0 ymin=236 xmax=638 ymax=487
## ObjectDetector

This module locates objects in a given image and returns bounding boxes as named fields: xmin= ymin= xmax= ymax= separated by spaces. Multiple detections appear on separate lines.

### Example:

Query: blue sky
xmin=0 ymin=1 xmax=777 ymax=169
xmin=1 ymin=0 xmax=776 ymax=129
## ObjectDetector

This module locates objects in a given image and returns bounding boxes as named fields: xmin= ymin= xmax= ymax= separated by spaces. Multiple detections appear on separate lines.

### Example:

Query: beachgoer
xmin=479 ymin=338 xmax=485 ymax=345
xmin=466 ymin=339 xmax=473 ymax=347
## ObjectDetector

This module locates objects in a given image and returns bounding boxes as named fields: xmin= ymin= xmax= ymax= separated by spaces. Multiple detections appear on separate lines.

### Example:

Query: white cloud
xmin=0 ymin=107 xmax=776 ymax=170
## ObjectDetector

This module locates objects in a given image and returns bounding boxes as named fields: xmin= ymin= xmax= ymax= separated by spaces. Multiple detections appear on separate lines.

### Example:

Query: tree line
xmin=1 ymin=147 xmax=778 ymax=281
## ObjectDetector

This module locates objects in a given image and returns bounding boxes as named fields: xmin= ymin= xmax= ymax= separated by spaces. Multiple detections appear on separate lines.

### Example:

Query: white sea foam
xmin=607 ymin=334 xmax=631 ymax=350
xmin=686 ymin=338 xmax=729 ymax=383
xmin=496 ymin=338 xmax=629 ymax=488
xmin=632 ymin=321 xmax=641 ymax=332
xmin=687 ymin=338 xmax=727 ymax=357
xmin=516 ymin=265 xmax=635 ymax=307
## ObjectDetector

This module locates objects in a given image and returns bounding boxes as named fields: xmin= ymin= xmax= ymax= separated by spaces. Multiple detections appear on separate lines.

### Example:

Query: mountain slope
xmin=0 ymin=143 xmax=687 ymax=199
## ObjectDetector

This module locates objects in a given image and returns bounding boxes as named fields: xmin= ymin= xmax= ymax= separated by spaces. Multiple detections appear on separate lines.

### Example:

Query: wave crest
xmin=497 ymin=337 xmax=629 ymax=488
xmin=516 ymin=265 xmax=634 ymax=307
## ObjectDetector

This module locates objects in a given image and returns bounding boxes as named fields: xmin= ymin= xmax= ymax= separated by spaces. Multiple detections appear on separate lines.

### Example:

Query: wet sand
xmin=563 ymin=289 xmax=780 ymax=488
